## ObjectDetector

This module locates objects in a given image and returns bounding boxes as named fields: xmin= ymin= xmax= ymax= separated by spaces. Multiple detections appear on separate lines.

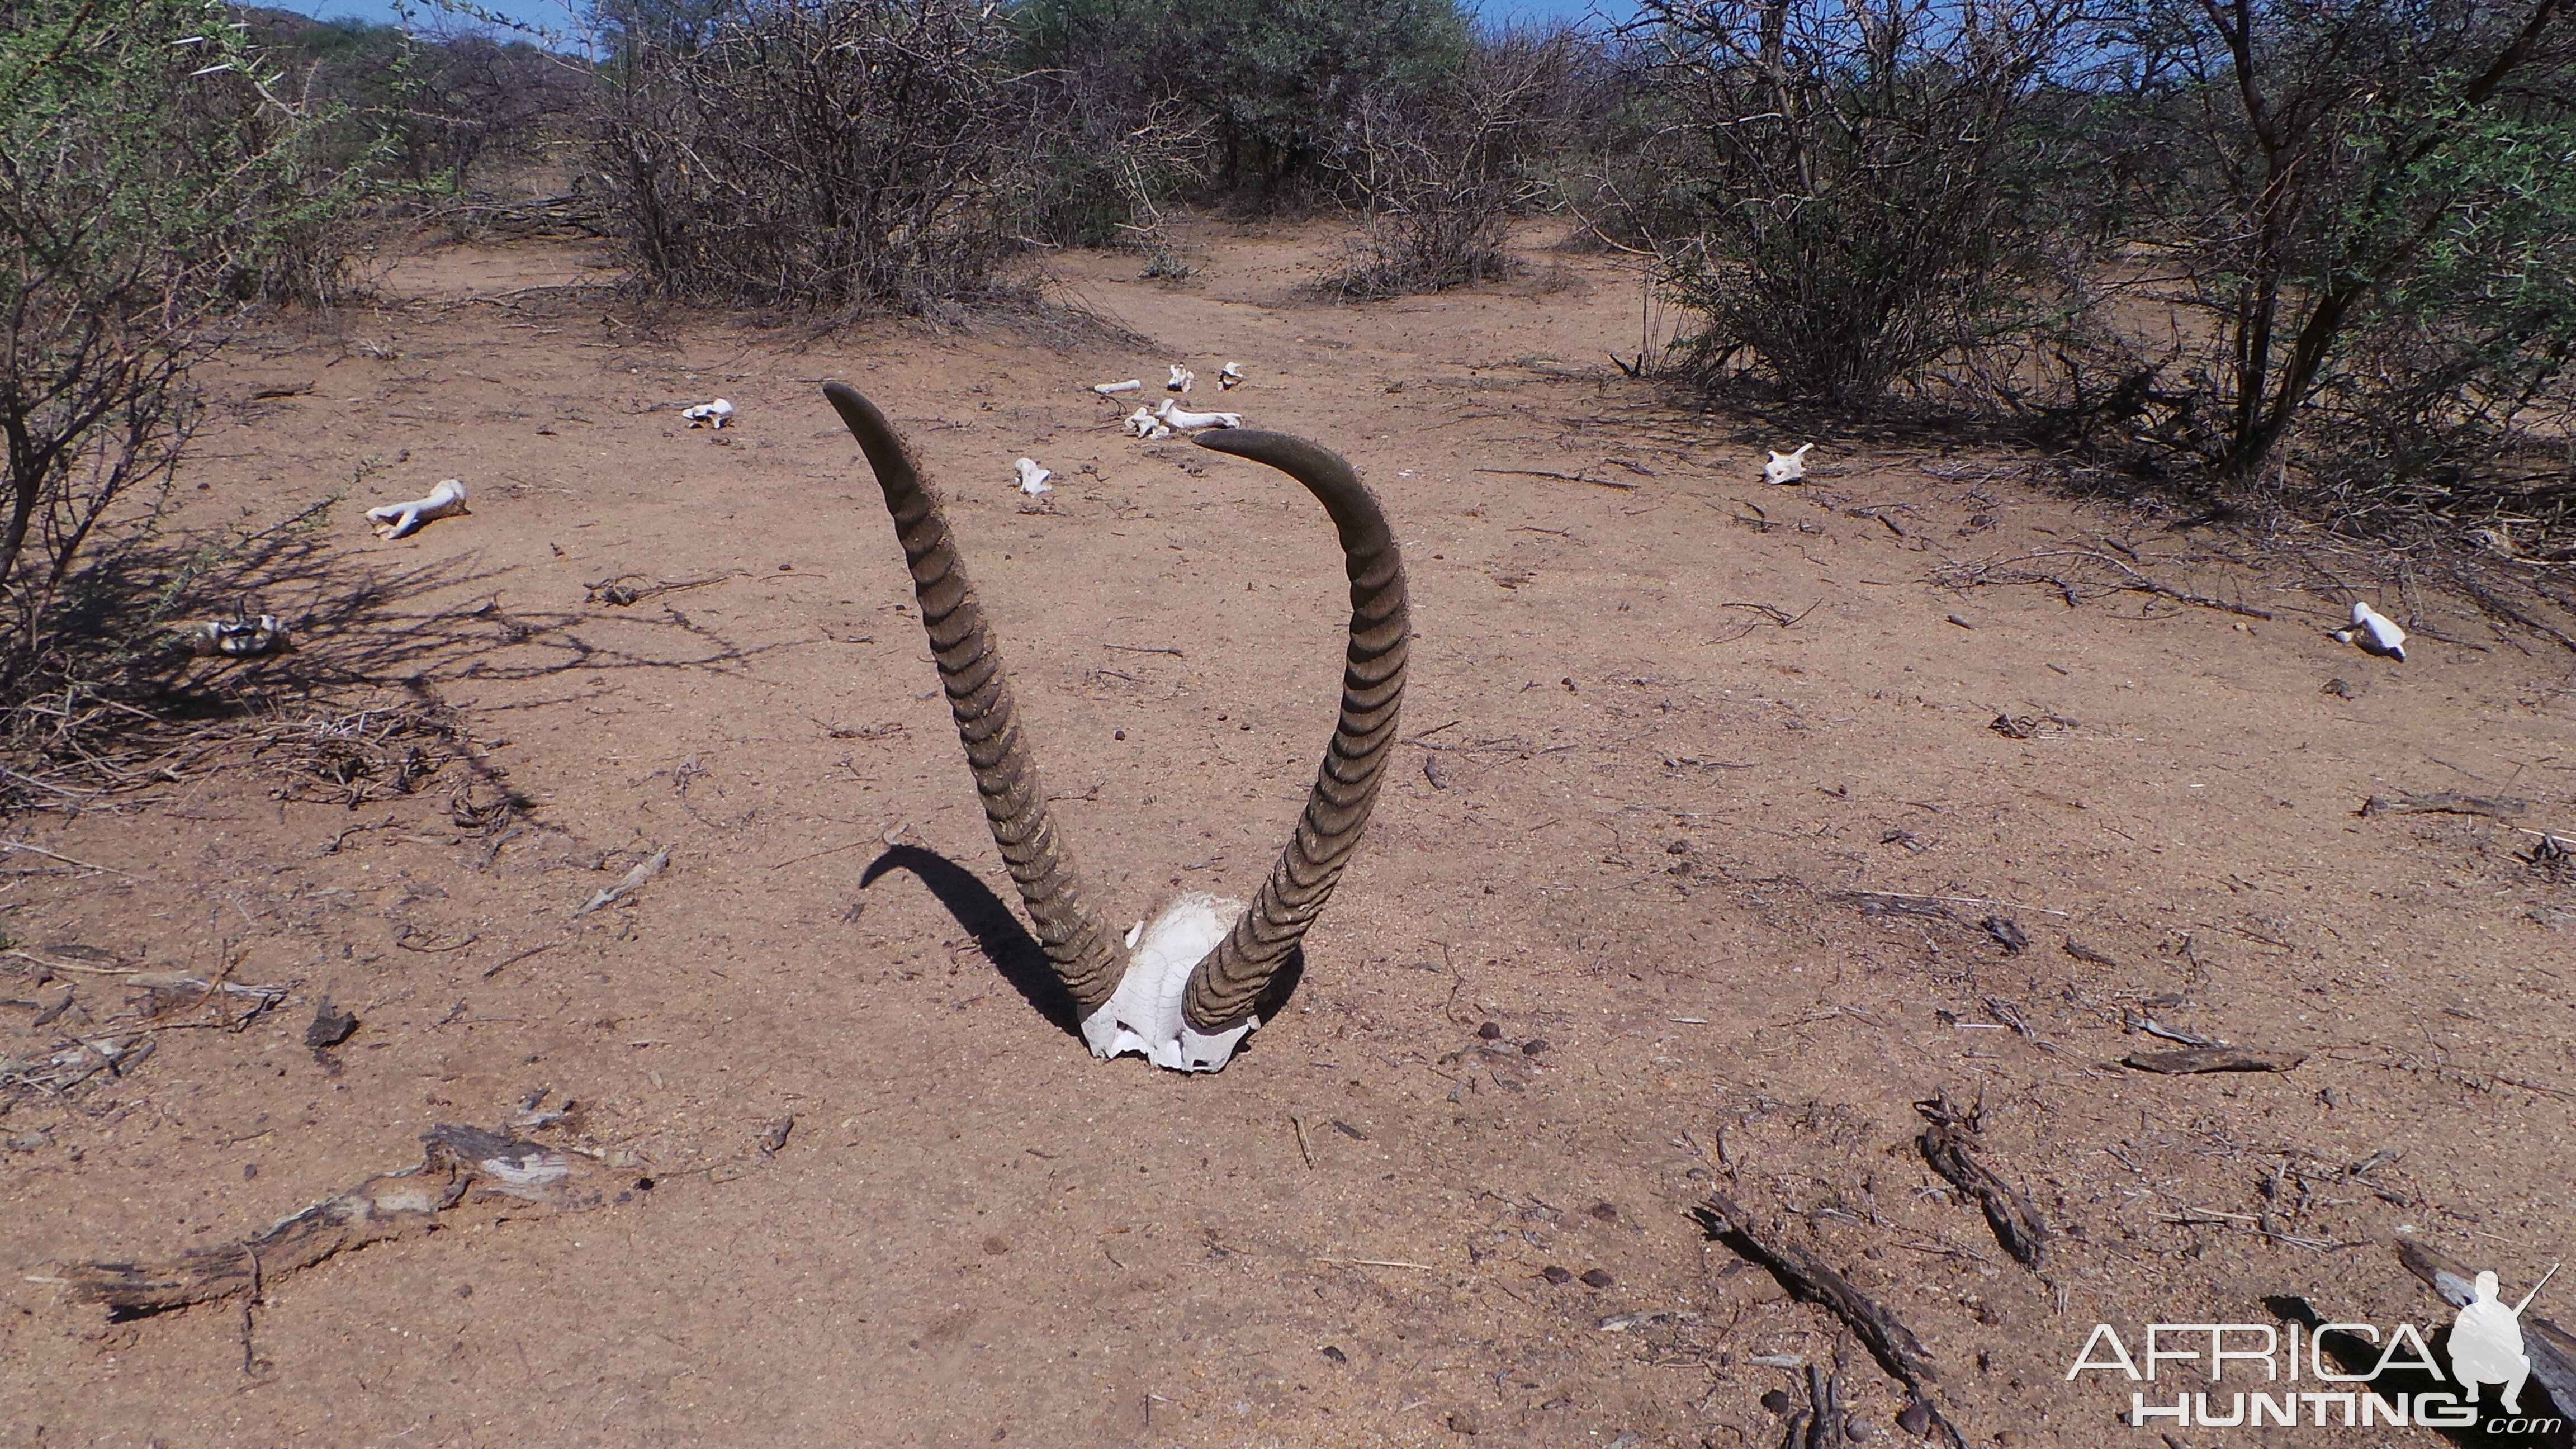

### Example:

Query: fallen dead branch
xmin=1471 ymin=467 xmax=1640 ymax=491
xmin=1915 ymin=1095 xmax=2049 ymax=1270
xmin=583 ymin=571 xmax=735 ymax=607
xmin=3 ymin=688 xmax=486 ymax=812
xmin=1932 ymin=547 xmax=2274 ymax=619
xmin=2360 ymin=789 xmax=2528 ymax=820
xmin=2 ymin=964 xmax=287 ymax=1100
xmin=2123 ymin=1046 xmax=2307 ymax=1074
xmin=1712 ymin=599 xmax=1821 ymax=643
xmin=1694 ymin=1189 xmax=1966 ymax=1449
xmin=54 ymin=1124 xmax=615 ymax=1317
xmin=1837 ymin=888 xmax=2072 ymax=919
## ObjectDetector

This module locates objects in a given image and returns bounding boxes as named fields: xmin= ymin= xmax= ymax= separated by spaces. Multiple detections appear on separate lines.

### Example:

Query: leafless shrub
xmin=595 ymin=0 xmax=1052 ymax=318
xmin=2 ymin=2 xmax=370 ymax=701
xmin=1323 ymin=32 xmax=1588 ymax=299
xmin=1628 ymin=0 xmax=2086 ymax=406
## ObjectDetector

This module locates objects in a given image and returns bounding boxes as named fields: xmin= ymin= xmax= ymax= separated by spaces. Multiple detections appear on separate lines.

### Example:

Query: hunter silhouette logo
xmin=2065 ymin=1256 xmax=2569 ymax=1433
xmin=2452 ymin=1265 xmax=2558 ymax=1415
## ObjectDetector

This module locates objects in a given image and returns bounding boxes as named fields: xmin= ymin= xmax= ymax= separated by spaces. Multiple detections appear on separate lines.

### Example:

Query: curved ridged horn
xmin=824 ymin=383 xmax=1124 ymax=1012
xmin=1178 ymin=430 xmax=1409 ymax=1033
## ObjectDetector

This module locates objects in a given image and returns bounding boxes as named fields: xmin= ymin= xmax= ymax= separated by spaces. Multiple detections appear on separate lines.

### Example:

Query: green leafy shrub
xmin=0 ymin=0 xmax=371 ymax=677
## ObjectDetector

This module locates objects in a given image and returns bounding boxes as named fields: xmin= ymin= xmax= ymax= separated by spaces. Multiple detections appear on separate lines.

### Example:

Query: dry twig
xmin=1915 ymin=1094 xmax=2049 ymax=1269
xmin=1694 ymin=1190 xmax=1966 ymax=1449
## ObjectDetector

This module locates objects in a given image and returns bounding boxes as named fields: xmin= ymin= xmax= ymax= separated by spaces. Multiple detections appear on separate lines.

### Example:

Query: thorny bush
xmin=0 ymin=0 xmax=372 ymax=690
xmin=595 ymin=0 xmax=1050 ymax=316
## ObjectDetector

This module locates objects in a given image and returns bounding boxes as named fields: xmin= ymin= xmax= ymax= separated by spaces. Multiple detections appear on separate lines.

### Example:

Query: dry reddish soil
xmin=3 ymin=216 xmax=2574 ymax=1448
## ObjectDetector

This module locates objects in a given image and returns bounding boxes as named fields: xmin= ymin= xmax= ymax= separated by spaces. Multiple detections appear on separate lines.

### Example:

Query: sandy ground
xmin=2 ymin=216 xmax=2573 ymax=1448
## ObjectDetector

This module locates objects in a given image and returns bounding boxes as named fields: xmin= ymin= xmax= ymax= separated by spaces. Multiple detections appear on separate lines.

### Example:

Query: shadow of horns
xmin=860 ymin=844 xmax=1083 ymax=1040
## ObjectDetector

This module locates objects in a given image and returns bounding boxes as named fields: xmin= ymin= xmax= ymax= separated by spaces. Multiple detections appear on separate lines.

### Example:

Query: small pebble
xmin=1541 ymin=1265 xmax=1572 ymax=1285
xmin=1521 ymin=1039 xmax=1549 ymax=1055
xmin=1476 ymin=1022 xmax=1502 ymax=1040
xmin=1580 ymin=1268 xmax=1613 ymax=1289
xmin=1760 ymin=1390 xmax=1793 ymax=1415
xmin=1321 ymin=1345 xmax=1347 ymax=1363
xmin=1588 ymin=1202 xmax=1618 ymax=1222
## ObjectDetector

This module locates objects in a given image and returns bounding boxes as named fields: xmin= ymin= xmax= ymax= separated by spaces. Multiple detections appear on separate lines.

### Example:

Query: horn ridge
xmin=823 ymin=383 xmax=1124 ymax=1012
xmin=1179 ymin=430 xmax=1412 ymax=1033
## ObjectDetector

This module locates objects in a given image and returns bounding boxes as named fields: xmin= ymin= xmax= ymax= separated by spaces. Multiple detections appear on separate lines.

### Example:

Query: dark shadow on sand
xmin=855 ymin=845 xmax=1313 ymax=1054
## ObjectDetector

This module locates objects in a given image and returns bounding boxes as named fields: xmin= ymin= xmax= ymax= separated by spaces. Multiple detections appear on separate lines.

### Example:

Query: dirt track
xmin=2 ymin=217 xmax=2570 ymax=1447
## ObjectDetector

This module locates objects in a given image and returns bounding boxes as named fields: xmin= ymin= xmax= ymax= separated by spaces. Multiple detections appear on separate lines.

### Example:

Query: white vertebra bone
xmin=1124 ymin=406 xmax=1161 ymax=437
xmin=1166 ymin=364 xmax=1195 ymax=394
xmin=681 ymin=398 xmax=735 ymax=429
xmin=366 ymin=478 xmax=469 ymax=540
xmin=1014 ymin=457 xmax=1054 ymax=496
xmin=1763 ymin=443 xmax=1813 ymax=484
xmin=1218 ymin=363 xmax=1246 ymax=390
xmin=1155 ymin=399 xmax=1240 ymax=431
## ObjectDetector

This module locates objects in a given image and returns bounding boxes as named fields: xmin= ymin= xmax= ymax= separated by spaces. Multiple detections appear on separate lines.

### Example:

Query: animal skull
xmin=822 ymin=383 xmax=1409 ymax=1071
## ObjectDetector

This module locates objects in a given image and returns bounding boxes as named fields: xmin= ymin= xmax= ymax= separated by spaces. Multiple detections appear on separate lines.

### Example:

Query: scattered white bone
xmin=2333 ymin=601 xmax=2408 ymax=662
xmin=1093 ymin=379 xmax=1143 ymax=395
xmin=366 ymin=478 xmax=469 ymax=540
xmin=681 ymin=398 xmax=735 ymax=428
xmin=1124 ymin=406 xmax=1162 ymax=438
xmin=1218 ymin=362 xmax=1246 ymax=390
xmin=1166 ymin=365 xmax=1195 ymax=394
xmin=1155 ymin=399 xmax=1240 ymax=431
xmin=1081 ymin=893 xmax=1257 ymax=1072
xmin=1763 ymin=443 xmax=1814 ymax=485
xmin=1014 ymin=457 xmax=1054 ymax=496
xmin=180 ymin=615 xmax=290 ymax=657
